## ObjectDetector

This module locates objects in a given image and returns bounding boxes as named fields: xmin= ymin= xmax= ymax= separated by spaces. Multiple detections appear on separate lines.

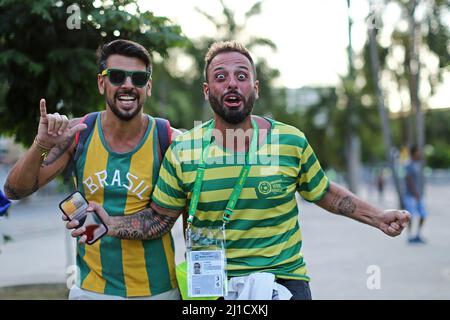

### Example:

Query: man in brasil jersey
xmin=68 ymin=41 xmax=411 ymax=300
xmin=4 ymin=39 xmax=181 ymax=300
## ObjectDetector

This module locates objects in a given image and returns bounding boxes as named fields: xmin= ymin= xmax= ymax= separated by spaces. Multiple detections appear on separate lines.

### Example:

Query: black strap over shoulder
xmin=155 ymin=117 xmax=171 ymax=161
xmin=74 ymin=112 xmax=98 ymax=163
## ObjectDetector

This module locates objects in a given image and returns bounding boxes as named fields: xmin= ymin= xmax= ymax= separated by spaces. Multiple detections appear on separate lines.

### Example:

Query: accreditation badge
xmin=186 ymin=225 xmax=228 ymax=298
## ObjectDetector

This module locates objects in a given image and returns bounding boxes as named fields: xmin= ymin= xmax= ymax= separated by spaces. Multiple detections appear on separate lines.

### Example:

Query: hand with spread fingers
xmin=36 ymin=98 xmax=87 ymax=149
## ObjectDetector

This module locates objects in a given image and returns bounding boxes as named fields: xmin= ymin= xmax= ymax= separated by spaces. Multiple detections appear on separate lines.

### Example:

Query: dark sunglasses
xmin=101 ymin=68 xmax=151 ymax=88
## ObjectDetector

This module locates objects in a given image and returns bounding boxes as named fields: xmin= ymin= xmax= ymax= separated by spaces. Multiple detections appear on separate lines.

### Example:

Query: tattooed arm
xmin=68 ymin=202 xmax=182 ymax=242
xmin=4 ymin=99 xmax=86 ymax=199
xmin=315 ymin=182 xmax=410 ymax=237
xmin=108 ymin=202 xmax=180 ymax=240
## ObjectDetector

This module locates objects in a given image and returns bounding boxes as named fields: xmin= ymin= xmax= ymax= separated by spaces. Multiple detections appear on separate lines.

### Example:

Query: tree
xmin=389 ymin=0 xmax=447 ymax=178
xmin=344 ymin=0 xmax=362 ymax=193
xmin=361 ymin=0 xmax=449 ymax=191
xmin=368 ymin=7 xmax=404 ymax=207
xmin=0 ymin=0 xmax=187 ymax=146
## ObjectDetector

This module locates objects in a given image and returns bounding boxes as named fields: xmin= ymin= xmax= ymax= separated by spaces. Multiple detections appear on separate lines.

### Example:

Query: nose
xmin=228 ymin=76 xmax=238 ymax=89
xmin=121 ymin=75 xmax=134 ymax=88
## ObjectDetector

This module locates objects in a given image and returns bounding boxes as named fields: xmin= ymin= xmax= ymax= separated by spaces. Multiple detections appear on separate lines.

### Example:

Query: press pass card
xmin=187 ymin=250 xmax=227 ymax=297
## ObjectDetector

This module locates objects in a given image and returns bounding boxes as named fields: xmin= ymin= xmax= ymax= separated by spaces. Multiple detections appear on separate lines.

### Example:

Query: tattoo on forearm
xmin=4 ymin=178 xmax=39 ymax=199
xmin=42 ymin=136 xmax=74 ymax=166
xmin=111 ymin=208 xmax=177 ymax=240
xmin=329 ymin=193 xmax=340 ymax=212
xmin=337 ymin=196 xmax=356 ymax=216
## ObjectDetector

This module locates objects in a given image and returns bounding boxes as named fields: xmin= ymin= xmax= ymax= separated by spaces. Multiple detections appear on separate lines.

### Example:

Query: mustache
xmin=114 ymin=89 xmax=139 ymax=99
xmin=221 ymin=90 xmax=244 ymax=103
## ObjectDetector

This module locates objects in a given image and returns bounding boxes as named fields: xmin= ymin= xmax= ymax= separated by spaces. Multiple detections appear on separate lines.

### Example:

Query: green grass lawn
xmin=0 ymin=284 xmax=68 ymax=300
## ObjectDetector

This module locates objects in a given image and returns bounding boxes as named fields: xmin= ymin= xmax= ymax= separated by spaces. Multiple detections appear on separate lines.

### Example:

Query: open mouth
xmin=116 ymin=93 xmax=138 ymax=109
xmin=223 ymin=93 xmax=243 ymax=108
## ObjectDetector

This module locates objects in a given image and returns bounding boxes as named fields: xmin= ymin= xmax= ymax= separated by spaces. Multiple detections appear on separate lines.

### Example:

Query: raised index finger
xmin=40 ymin=98 xmax=47 ymax=119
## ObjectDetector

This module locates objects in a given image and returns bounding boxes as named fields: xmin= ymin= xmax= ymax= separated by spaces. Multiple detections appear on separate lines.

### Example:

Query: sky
xmin=138 ymin=0 xmax=449 ymax=112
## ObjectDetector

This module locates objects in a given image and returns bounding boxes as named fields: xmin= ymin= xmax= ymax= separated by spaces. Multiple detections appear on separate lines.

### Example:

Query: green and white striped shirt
xmin=152 ymin=117 xmax=329 ymax=281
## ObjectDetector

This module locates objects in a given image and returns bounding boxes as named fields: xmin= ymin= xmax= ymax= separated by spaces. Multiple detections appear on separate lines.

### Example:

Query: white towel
xmin=224 ymin=273 xmax=292 ymax=300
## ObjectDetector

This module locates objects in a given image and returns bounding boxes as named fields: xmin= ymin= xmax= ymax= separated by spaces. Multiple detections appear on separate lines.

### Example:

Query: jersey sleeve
xmin=296 ymin=136 xmax=330 ymax=202
xmin=151 ymin=143 xmax=187 ymax=210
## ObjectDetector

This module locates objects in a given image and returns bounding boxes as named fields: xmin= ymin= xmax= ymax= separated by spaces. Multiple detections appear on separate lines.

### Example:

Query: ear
xmin=203 ymin=82 xmax=209 ymax=100
xmin=254 ymin=80 xmax=259 ymax=100
xmin=98 ymin=73 xmax=105 ymax=95
xmin=146 ymin=79 xmax=152 ymax=97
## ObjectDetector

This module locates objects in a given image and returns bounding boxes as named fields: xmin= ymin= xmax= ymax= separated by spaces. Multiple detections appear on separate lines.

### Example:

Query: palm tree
xmin=368 ymin=5 xmax=404 ymax=207
xmin=366 ymin=0 xmax=449 ymax=196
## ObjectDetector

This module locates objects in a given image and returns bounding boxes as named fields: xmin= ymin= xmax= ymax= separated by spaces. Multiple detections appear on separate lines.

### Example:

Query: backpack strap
xmin=155 ymin=117 xmax=172 ymax=162
xmin=64 ymin=112 xmax=99 ymax=185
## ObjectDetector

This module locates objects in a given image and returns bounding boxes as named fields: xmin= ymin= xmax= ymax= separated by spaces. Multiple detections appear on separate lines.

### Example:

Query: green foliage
xmin=343 ymin=0 xmax=450 ymax=169
xmin=424 ymin=3 xmax=450 ymax=71
xmin=424 ymin=108 xmax=450 ymax=168
xmin=0 ymin=0 xmax=187 ymax=146
xmin=427 ymin=141 xmax=450 ymax=168
xmin=150 ymin=0 xmax=285 ymax=131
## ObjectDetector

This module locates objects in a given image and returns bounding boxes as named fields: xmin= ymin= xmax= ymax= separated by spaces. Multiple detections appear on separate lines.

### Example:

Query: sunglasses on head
xmin=101 ymin=68 xmax=151 ymax=88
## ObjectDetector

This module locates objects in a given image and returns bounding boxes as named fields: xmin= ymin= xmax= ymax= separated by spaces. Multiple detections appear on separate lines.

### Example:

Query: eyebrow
xmin=212 ymin=65 xmax=250 ymax=73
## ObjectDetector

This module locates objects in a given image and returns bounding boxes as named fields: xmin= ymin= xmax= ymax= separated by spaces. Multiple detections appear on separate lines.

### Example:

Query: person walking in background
xmin=376 ymin=168 xmax=385 ymax=202
xmin=404 ymin=145 xmax=428 ymax=244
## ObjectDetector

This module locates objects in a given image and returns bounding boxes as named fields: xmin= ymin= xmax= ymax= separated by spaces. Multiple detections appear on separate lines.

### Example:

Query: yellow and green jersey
xmin=152 ymin=117 xmax=329 ymax=281
xmin=75 ymin=113 xmax=177 ymax=297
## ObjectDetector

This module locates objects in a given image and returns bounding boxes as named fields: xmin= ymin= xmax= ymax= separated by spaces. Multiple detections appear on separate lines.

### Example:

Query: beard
xmin=208 ymin=90 xmax=255 ymax=125
xmin=105 ymin=88 xmax=144 ymax=121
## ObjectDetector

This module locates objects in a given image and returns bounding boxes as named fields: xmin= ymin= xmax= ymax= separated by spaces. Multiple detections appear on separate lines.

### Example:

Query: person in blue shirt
xmin=404 ymin=145 xmax=428 ymax=244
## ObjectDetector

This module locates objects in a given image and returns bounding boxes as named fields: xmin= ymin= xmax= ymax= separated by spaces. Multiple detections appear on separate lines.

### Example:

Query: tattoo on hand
xmin=112 ymin=208 xmax=177 ymax=240
xmin=337 ymin=196 xmax=356 ymax=216
xmin=42 ymin=135 xmax=74 ymax=166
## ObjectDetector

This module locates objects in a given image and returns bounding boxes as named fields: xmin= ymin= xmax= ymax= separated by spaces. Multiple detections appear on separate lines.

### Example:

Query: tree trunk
xmin=345 ymin=0 xmax=360 ymax=194
xmin=368 ymin=24 xmax=404 ymax=208
xmin=408 ymin=0 xmax=425 ymax=193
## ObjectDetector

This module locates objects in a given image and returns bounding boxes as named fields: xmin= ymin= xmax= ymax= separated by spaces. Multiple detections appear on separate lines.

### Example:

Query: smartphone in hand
xmin=59 ymin=191 xmax=108 ymax=245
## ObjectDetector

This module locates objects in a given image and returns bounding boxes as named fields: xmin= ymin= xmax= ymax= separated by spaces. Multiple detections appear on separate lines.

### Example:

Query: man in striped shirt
xmin=69 ymin=41 xmax=410 ymax=300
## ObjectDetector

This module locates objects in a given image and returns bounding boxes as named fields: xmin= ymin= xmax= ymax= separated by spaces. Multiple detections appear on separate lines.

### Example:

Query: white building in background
xmin=286 ymin=87 xmax=320 ymax=114
xmin=285 ymin=87 xmax=335 ymax=114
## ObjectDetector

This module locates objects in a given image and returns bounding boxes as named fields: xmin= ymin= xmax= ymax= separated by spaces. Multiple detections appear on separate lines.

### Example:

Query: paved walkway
xmin=0 ymin=182 xmax=449 ymax=299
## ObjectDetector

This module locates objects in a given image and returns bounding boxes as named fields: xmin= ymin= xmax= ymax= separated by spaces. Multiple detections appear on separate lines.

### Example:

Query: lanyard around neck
xmin=187 ymin=118 xmax=259 ymax=225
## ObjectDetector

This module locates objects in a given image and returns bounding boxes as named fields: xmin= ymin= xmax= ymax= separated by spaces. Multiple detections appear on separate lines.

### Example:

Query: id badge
xmin=186 ymin=226 xmax=227 ymax=298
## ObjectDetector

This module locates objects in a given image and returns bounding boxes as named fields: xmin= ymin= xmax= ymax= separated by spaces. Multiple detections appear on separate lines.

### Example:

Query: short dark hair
xmin=204 ymin=41 xmax=256 ymax=82
xmin=97 ymin=39 xmax=152 ymax=75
